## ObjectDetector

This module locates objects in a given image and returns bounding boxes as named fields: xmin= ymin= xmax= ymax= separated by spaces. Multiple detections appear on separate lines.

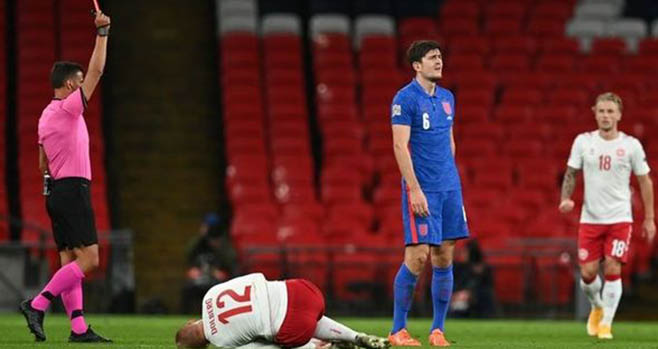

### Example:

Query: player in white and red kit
xmin=559 ymin=92 xmax=655 ymax=340
xmin=175 ymin=273 xmax=390 ymax=349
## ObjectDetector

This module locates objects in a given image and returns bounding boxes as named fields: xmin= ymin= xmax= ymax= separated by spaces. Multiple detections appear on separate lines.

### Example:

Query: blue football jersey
xmin=391 ymin=79 xmax=461 ymax=192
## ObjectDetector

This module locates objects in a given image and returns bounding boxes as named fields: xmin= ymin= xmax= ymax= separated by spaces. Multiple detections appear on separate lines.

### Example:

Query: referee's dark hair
xmin=407 ymin=40 xmax=442 ymax=66
xmin=50 ymin=61 xmax=84 ymax=89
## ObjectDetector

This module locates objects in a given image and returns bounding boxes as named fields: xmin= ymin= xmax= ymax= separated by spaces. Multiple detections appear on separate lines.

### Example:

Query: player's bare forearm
xmin=393 ymin=144 xmax=421 ymax=190
xmin=450 ymin=128 xmax=456 ymax=156
xmin=82 ymin=12 xmax=110 ymax=100
xmin=638 ymin=175 xmax=655 ymax=220
xmin=560 ymin=167 xmax=579 ymax=200
xmin=82 ymin=35 xmax=107 ymax=100
xmin=38 ymin=146 xmax=49 ymax=174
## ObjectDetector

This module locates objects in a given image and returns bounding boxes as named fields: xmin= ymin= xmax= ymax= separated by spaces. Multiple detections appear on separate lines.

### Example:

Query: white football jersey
xmin=567 ymin=131 xmax=650 ymax=224
xmin=202 ymin=273 xmax=288 ymax=348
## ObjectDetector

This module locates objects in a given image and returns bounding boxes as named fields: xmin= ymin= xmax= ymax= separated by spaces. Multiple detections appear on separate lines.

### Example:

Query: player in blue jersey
xmin=388 ymin=41 xmax=469 ymax=347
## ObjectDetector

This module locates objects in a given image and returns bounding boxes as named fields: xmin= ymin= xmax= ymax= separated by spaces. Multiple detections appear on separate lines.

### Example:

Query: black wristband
xmin=97 ymin=25 xmax=110 ymax=37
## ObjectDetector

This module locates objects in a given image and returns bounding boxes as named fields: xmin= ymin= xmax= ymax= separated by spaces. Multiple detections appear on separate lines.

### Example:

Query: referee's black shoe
xmin=69 ymin=326 xmax=112 ymax=343
xmin=19 ymin=299 xmax=46 ymax=342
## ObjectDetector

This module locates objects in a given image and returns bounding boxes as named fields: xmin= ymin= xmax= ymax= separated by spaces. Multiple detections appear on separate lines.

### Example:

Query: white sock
xmin=313 ymin=316 xmax=359 ymax=342
xmin=580 ymin=275 xmax=604 ymax=308
xmin=600 ymin=278 xmax=622 ymax=326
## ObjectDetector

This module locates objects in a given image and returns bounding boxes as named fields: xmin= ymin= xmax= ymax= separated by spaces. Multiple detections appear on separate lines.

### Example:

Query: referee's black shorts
xmin=45 ymin=177 xmax=98 ymax=252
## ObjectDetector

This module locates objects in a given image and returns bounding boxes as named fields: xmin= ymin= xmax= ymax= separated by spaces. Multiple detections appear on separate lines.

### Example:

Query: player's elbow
xmin=393 ymin=141 xmax=407 ymax=153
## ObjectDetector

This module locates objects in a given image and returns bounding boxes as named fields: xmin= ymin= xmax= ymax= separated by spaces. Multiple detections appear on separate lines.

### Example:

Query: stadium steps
xmin=104 ymin=0 xmax=224 ymax=312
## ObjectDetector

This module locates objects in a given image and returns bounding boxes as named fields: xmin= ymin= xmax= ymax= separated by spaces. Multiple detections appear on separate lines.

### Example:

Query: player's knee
xmin=603 ymin=258 xmax=621 ymax=276
xmin=79 ymin=251 xmax=99 ymax=271
xmin=580 ymin=265 xmax=598 ymax=281
xmin=405 ymin=253 xmax=428 ymax=273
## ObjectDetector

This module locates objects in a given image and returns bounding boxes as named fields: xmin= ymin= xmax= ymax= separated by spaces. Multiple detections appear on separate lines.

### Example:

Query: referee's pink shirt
xmin=38 ymin=88 xmax=91 ymax=180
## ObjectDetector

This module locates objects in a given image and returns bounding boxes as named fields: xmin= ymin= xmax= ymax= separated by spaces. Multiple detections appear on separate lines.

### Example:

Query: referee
xmin=19 ymin=11 xmax=111 ymax=343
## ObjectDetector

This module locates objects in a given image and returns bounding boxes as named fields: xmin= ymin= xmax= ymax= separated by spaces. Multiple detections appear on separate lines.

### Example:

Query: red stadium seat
xmin=314 ymin=52 xmax=353 ymax=70
xmin=503 ymin=139 xmax=544 ymax=159
xmin=473 ymin=169 xmax=513 ymax=190
xmin=625 ymin=55 xmax=658 ymax=74
xmin=452 ymin=71 xmax=497 ymax=91
xmin=494 ymin=105 xmax=533 ymax=123
xmin=539 ymin=38 xmax=580 ymax=55
xmin=527 ymin=18 xmax=565 ymax=38
xmin=322 ymin=184 xmax=362 ymax=205
xmin=263 ymin=34 xmax=302 ymax=52
xmin=316 ymin=68 xmax=357 ymax=87
xmin=638 ymin=38 xmax=658 ymax=55
xmin=501 ymin=87 xmax=543 ymax=104
xmin=490 ymin=53 xmax=530 ymax=72
xmin=517 ymin=159 xmax=561 ymax=191
xmin=580 ymin=55 xmax=620 ymax=74
xmin=546 ymin=89 xmax=589 ymax=107
xmin=265 ymin=50 xmax=303 ymax=70
xmin=457 ymin=106 xmax=489 ymax=123
xmin=312 ymin=33 xmax=350 ymax=53
xmin=221 ymin=33 xmax=259 ymax=51
xmin=487 ymin=255 xmax=526 ymax=304
xmin=493 ymin=36 xmax=537 ymax=55
xmin=398 ymin=17 xmax=439 ymax=37
xmin=459 ymin=121 xmax=504 ymax=141
xmin=591 ymin=38 xmax=627 ymax=56
xmin=226 ymin=137 xmax=266 ymax=156
xmin=222 ymin=51 xmax=259 ymax=69
xmin=272 ymin=155 xmax=313 ymax=185
xmin=505 ymin=123 xmax=554 ymax=141
xmin=316 ymin=85 xmax=356 ymax=105
xmin=500 ymin=72 xmax=553 ymax=90
xmin=530 ymin=2 xmax=573 ymax=21
xmin=462 ymin=186 xmax=504 ymax=209
xmin=440 ymin=1 xmax=481 ymax=20
xmin=456 ymin=89 xmax=494 ymax=110
xmin=361 ymin=35 xmax=397 ymax=52
xmin=271 ymin=137 xmax=310 ymax=155
xmin=447 ymin=35 xmax=491 ymax=55
xmin=230 ymin=182 xmax=271 ymax=206
xmin=485 ymin=1 xmax=527 ymax=20
xmin=324 ymin=137 xmax=363 ymax=158
xmin=506 ymin=188 xmax=549 ymax=212
xmin=359 ymin=51 xmax=397 ymax=69
xmin=485 ymin=18 xmax=522 ymax=36
xmin=326 ymin=201 xmax=375 ymax=231
xmin=535 ymin=254 xmax=575 ymax=305
xmin=446 ymin=53 xmax=484 ymax=72
xmin=457 ymin=139 xmax=498 ymax=159
xmin=535 ymin=53 xmax=577 ymax=73
xmin=267 ymin=68 xmax=304 ymax=86
xmin=281 ymin=201 xmax=325 ymax=221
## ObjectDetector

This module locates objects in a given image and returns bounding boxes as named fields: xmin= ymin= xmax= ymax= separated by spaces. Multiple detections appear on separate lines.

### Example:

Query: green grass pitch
xmin=0 ymin=314 xmax=656 ymax=348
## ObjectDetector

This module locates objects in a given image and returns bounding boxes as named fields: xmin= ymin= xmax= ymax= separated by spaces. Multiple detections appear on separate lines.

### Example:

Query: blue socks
xmin=431 ymin=265 xmax=454 ymax=332
xmin=391 ymin=263 xmax=418 ymax=333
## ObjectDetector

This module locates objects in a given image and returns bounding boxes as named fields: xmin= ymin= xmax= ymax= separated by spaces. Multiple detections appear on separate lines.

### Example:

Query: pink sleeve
xmin=61 ymin=89 xmax=87 ymax=116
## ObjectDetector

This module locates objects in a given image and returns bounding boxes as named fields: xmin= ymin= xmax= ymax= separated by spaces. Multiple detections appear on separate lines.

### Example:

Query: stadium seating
xmin=216 ymin=0 xmax=658 ymax=307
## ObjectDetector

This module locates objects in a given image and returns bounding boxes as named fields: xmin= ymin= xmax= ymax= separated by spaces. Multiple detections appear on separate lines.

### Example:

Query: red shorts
xmin=275 ymin=279 xmax=325 ymax=348
xmin=578 ymin=223 xmax=633 ymax=264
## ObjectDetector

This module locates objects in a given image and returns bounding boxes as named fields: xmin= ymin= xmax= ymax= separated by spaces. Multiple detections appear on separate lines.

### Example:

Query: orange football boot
xmin=388 ymin=329 xmax=421 ymax=346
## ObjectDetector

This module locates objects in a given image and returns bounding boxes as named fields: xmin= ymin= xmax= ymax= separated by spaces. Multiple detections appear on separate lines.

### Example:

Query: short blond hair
xmin=593 ymin=92 xmax=623 ymax=112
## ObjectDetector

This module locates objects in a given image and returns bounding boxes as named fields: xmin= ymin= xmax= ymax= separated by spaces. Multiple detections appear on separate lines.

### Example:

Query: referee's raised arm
xmin=81 ymin=11 xmax=111 ymax=101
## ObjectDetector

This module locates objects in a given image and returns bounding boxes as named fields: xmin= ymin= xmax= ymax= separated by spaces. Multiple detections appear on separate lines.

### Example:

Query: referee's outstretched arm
xmin=81 ymin=11 xmax=111 ymax=101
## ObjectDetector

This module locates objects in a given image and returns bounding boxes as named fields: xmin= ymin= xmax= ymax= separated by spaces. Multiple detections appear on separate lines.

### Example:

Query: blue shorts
xmin=401 ymin=189 xmax=469 ymax=245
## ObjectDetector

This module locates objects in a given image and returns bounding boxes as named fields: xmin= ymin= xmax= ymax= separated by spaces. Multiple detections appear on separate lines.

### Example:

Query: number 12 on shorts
xmin=611 ymin=239 xmax=626 ymax=258
xmin=216 ymin=285 xmax=253 ymax=324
